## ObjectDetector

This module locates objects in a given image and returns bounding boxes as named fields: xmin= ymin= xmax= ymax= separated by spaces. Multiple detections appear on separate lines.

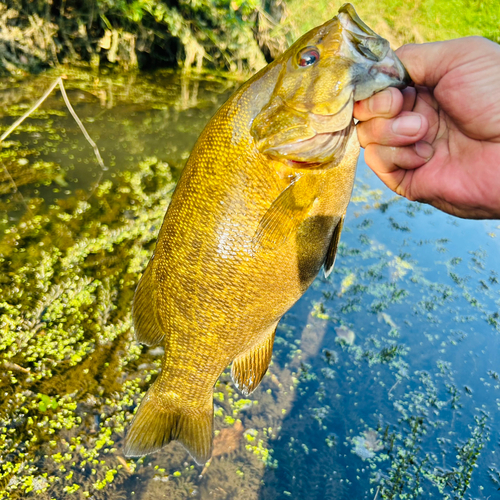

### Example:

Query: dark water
xmin=0 ymin=70 xmax=498 ymax=500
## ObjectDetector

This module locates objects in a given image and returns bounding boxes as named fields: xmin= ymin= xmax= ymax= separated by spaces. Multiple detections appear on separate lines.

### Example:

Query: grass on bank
xmin=286 ymin=0 xmax=500 ymax=47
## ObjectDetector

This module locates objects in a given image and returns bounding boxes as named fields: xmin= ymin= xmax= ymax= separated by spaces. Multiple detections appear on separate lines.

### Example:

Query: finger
xmin=363 ymin=143 xmax=432 ymax=200
xmin=411 ymin=89 xmax=441 ymax=143
xmin=356 ymin=111 xmax=429 ymax=148
xmin=365 ymin=141 xmax=433 ymax=173
xmin=353 ymin=87 xmax=403 ymax=121
xmin=363 ymin=144 xmax=412 ymax=197
xmin=401 ymin=87 xmax=416 ymax=112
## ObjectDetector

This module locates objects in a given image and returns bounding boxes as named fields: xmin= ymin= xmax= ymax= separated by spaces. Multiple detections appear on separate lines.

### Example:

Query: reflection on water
xmin=0 ymin=71 xmax=499 ymax=499
xmin=0 ymin=69 xmax=235 ymax=224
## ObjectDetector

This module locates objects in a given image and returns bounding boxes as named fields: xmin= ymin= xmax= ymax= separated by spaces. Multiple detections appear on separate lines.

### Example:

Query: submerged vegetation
xmin=0 ymin=72 xmax=499 ymax=498
xmin=0 ymin=157 xmax=174 ymax=498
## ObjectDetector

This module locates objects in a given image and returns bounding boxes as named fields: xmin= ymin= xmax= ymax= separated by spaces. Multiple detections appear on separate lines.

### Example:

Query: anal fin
xmin=231 ymin=323 xmax=277 ymax=396
xmin=324 ymin=214 xmax=345 ymax=278
xmin=132 ymin=262 xmax=165 ymax=346
xmin=124 ymin=380 xmax=213 ymax=465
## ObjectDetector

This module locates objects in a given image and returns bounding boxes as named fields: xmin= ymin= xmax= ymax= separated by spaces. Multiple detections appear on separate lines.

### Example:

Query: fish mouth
xmin=369 ymin=55 xmax=412 ymax=89
xmin=270 ymin=122 xmax=354 ymax=167
xmin=337 ymin=3 xmax=412 ymax=98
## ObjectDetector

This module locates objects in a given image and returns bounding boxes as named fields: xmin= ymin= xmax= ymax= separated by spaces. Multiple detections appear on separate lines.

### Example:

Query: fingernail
xmin=414 ymin=141 xmax=434 ymax=160
xmin=392 ymin=115 xmax=422 ymax=136
xmin=369 ymin=90 xmax=392 ymax=115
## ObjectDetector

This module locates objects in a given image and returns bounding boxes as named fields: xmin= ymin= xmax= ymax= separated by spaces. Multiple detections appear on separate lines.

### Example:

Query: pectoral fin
xmin=323 ymin=214 xmax=345 ymax=278
xmin=252 ymin=176 xmax=316 ymax=251
xmin=231 ymin=322 xmax=277 ymax=396
xmin=132 ymin=263 xmax=165 ymax=346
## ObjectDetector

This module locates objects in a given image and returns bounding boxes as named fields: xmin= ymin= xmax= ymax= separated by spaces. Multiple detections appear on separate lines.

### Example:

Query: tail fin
xmin=124 ymin=382 xmax=213 ymax=465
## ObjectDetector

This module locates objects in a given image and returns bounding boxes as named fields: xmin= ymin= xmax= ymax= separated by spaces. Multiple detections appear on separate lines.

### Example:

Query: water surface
xmin=0 ymin=70 xmax=498 ymax=500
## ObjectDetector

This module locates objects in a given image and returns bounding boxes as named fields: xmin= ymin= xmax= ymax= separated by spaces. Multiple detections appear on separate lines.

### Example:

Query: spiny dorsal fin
xmin=124 ymin=381 xmax=213 ymax=466
xmin=324 ymin=214 xmax=345 ymax=278
xmin=231 ymin=323 xmax=277 ymax=396
xmin=132 ymin=262 xmax=165 ymax=346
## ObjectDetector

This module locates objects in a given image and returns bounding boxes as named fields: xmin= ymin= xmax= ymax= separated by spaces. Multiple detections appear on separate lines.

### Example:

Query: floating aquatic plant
xmin=352 ymin=429 xmax=383 ymax=460
xmin=1 ymin=74 xmax=499 ymax=499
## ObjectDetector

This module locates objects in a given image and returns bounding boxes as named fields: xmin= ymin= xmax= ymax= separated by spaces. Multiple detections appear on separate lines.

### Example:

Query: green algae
xmin=0 ymin=156 xmax=175 ymax=499
xmin=0 ymin=73 xmax=499 ymax=500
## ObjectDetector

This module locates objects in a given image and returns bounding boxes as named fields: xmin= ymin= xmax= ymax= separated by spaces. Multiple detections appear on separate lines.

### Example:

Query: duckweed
xmin=1 ymin=72 xmax=499 ymax=499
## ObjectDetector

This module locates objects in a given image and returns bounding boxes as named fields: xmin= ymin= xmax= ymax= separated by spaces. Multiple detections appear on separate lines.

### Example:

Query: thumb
xmin=395 ymin=37 xmax=494 ymax=88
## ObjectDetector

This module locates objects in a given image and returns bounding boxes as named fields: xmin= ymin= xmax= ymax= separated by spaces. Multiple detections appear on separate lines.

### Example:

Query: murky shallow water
xmin=0 ymin=70 xmax=499 ymax=500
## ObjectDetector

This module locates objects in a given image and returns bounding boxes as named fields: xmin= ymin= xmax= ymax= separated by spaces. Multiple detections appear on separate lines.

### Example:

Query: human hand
xmin=354 ymin=37 xmax=500 ymax=219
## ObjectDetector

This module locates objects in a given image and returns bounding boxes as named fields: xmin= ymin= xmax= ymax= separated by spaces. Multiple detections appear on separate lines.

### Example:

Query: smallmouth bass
xmin=124 ymin=3 xmax=409 ymax=464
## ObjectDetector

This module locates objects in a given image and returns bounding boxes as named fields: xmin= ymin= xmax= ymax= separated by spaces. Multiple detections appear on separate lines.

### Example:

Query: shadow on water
xmin=1 ymin=70 xmax=500 ymax=499
xmin=259 ymin=306 xmax=352 ymax=500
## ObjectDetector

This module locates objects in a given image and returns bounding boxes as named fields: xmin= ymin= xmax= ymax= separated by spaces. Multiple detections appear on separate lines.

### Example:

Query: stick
xmin=388 ymin=379 xmax=400 ymax=395
xmin=0 ymin=76 xmax=107 ymax=172
xmin=0 ymin=159 xmax=32 ymax=214
xmin=57 ymin=79 xmax=107 ymax=171
xmin=0 ymin=77 xmax=61 ymax=144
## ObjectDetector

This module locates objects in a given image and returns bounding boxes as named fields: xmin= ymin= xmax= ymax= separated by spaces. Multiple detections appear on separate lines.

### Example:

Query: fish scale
xmin=124 ymin=3 xmax=410 ymax=465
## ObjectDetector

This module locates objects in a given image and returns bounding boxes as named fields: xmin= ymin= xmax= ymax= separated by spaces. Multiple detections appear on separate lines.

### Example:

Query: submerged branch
xmin=0 ymin=76 xmax=107 ymax=185
xmin=0 ymin=77 xmax=61 ymax=144
xmin=57 ymin=79 xmax=107 ymax=171
xmin=0 ymin=159 xmax=32 ymax=214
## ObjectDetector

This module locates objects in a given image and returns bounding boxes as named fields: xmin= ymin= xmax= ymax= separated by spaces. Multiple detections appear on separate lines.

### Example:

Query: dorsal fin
xmin=231 ymin=322 xmax=277 ymax=396
xmin=324 ymin=214 xmax=345 ymax=278
xmin=132 ymin=262 xmax=165 ymax=346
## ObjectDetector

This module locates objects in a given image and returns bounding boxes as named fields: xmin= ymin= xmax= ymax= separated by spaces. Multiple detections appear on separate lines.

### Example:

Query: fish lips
xmin=349 ymin=49 xmax=411 ymax=101
xmin=368 ymin=53 xmax=411 ymax=89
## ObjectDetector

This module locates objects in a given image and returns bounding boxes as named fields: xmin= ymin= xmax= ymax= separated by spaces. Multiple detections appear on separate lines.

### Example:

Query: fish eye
xmin=298 ymin=48 xmax=320 ymax=67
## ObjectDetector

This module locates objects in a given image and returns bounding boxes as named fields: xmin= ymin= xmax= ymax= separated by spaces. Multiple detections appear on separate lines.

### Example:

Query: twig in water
xmin=57 ymin=79 xmax=107 ymax=171
xmin=0 ymin=77 xmax=61 ymax=144
xmin=0 ymin=76 xmax=107 ymax=207
xmin=373 ymin=486 xmax=380 ymax=500
xmin=388 ymin=379 xmax=400 ymax=395
xmin=0 ymin=76 xmax=107 ymax=172
xmin=0 ymin=159 xmax=32 ymax=214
